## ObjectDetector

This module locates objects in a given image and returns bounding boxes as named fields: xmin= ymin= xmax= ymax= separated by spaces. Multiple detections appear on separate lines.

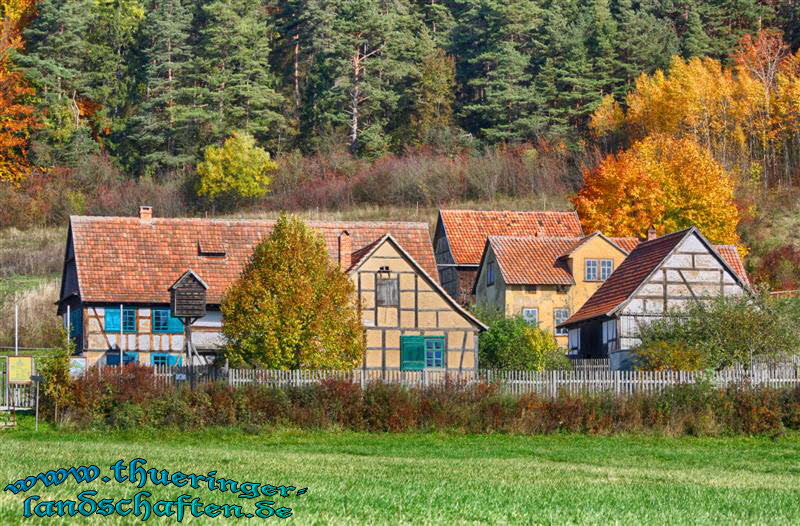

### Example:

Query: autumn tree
xmin=221 ymin=214 xmax=365 ymax=369
xmin=0 ymin=6 xmax=37 ymax=184
xmin=196 ymin=131 xmax=278 ymax=208
xmin=573 ymin=134 xmax=740 ymax=245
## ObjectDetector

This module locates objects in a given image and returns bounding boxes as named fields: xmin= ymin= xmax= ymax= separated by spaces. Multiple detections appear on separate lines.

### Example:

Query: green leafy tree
xmin=635 ymin=290 xmax=800 ymax=370
xmin=39 ymin=329 xmax=74 ymax=424
xmin=478 ymin=315 xmax=569 ymax=371
xmin=196 ymin=131 xmax=278 ymax=206
xmin=221 ymin=214 xmax=365 ymax=369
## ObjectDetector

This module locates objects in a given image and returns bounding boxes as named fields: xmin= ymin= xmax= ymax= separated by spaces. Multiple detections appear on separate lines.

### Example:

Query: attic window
xmin=198 ymin=241 xmax=226 ymax=258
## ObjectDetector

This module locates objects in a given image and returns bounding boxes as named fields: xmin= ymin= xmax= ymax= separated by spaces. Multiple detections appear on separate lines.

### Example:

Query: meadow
xmin=1 ymin=419 xmax=800 ymax=525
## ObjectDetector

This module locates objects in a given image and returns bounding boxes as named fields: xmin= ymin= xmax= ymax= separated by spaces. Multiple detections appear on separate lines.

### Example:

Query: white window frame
xmin=585 ymin=259 xmax=598 ymax=281
xmin=522 ymin=308 xmax=538 ymax=326
xmin=554 ymin=308 xmax=569 ymax=335
xmin=600 ymin=259 xmax=614 ymax=281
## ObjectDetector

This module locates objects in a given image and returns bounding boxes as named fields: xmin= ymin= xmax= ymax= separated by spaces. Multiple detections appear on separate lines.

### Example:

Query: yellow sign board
xmin=7 ymin=356 xmax=33 ymax=384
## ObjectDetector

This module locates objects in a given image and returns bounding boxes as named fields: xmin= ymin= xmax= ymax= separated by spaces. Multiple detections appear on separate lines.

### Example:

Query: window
xmin=568 ymin=328 xmax=581 ymax=352
xmin=151 ymin=353 xmax=181 ymax=366
xmin=152 ymin=308 xmax=184 ymax=334
xmin=376 ymin=276 xmax=399 ymax=306
xmin=487 ymin=261 xmax=495 ymax=286
xmin=401 ymin=336 xmax=446 ymax=370
xmin=106 ymin=352 xmax=138 ymax=366
xmin=425 ymin=338 xmax=444 ymax=368
xmin=584 ymin=259 xmax=598 ymax=281
xmin=600 ymin=259 xmax=614 ymax=281
xmin=554 ymin=309 xmax=569 ymax=335
xmin=522 ymin=308 xmax=538 ymax=326
xmin=104 ymin=306 xmax=137 ymax=334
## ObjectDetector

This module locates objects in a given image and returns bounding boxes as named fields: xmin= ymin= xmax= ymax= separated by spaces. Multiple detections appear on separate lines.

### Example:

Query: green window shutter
xmin=104 ymin=308 xmax=120 ymax=332
xmin=400 ymin=336 xmax=425 ymax=371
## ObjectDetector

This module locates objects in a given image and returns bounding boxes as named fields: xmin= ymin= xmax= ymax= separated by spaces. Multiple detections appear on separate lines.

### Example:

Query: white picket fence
xmin=148 ymin=364 xmax=800 ymax=398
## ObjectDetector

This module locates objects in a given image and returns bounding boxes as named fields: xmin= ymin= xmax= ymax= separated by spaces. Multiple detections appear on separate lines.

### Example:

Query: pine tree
xmin=128 ymin=0 xmax=197 ymax=175
xmin=195 ymin=0 xmax=289 ymax=151
xmin=452 ymin=0 xmax=544 ymax=142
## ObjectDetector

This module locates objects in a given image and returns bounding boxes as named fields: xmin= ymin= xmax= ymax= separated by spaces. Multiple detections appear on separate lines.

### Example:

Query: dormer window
xmin=198 ymin=241 xmax=226 ymax=258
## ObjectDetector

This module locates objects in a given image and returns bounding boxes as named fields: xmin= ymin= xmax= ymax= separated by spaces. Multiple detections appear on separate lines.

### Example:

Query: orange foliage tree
xmin=573 ymin=135 xmax=741 ymax=245
xmin=0 ymin=0 xmax=38 ymax=184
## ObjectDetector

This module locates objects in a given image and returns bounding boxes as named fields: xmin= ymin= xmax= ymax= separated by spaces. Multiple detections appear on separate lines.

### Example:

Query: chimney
xmin=646 ymin=226 xmax=657 ymax=241
xmin=139 ymin=206 xmax=153 ymax=221
xmin=338 ymin=231 xmax=352 ymax=270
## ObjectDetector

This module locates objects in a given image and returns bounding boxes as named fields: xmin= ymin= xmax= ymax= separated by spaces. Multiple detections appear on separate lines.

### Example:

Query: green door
xmin=400 ymin=336 xmax=425 ymax=371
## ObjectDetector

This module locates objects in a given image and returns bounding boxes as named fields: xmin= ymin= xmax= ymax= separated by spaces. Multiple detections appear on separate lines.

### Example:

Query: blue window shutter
xmin=168 ymin=312 xmax=184 ymax=334
xmin=400 ymin=336 xmax=425 ymax=371
xmin=104 ymin=308 xmax=120 ymax=332
xmin=124 ymin=352 xmax=139 ymax=365
xmin=167 ymin=355 xmax=181 ymax=366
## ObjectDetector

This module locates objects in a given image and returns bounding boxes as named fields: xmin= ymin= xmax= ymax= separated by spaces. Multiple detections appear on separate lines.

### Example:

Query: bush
xmin=479 ymin=315 xmax=569 ymax=371
xmin=52 ymin=368 xmax=800 ymax=437
xmin=634 ymin=341 xmax=705 ymax=371
xmin=634 ymin=289 xmax=800 ymax=370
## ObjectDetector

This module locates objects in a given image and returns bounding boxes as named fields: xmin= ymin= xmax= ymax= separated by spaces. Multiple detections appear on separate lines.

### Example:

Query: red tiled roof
xmin=716 ymin=245 xmax=750 ymax=286
xmin=69 ymin=216 xmax=437 ymax=304
xmin=562 ymin=229 xmax=750 ymax=325
xmin=561 ymin=230 xmax=689 ymax=325
xmin=611 ymin=237 xmax=641 ymax=253
xmin=488 ymin=237 xmax=582 ymax=286
xmin=439 ymin=210 xmax=583 ymax=265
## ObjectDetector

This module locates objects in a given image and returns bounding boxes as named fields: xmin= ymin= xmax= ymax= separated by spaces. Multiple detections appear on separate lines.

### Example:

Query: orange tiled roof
xmin=611 ymin=237 xmax=641 ymax=253
xmin=439 ymin=210 xmax=583 ymax=265
xmin=68 ymin=216 xmax=437 ymax=304
xmin=487 ymin=236 xmax=583 ymax=286
xmin=562 ymin=229 xmax=749 ymax=326
xmin=716 ymin=245 xmax=750 ymax=286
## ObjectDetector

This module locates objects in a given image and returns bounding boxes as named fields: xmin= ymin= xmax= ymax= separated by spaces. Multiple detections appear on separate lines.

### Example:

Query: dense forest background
xmin=3 ymin=0 xmax=800 ymax=291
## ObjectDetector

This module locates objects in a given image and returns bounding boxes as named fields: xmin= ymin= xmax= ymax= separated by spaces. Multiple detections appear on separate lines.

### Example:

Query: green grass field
xmin=2 ymin=419 xmax=800 ymax=525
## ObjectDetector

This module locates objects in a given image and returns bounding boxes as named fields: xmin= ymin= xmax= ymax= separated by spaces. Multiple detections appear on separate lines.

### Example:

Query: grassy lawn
xmin=1 ymin=419 xmax=799 ymax=524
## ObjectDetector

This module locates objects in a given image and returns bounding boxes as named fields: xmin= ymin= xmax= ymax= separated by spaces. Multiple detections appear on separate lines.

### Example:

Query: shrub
xmin=56 ymin=368 xmax=800 ymax=436
xmin=634 ymin=341 xmax=706 ymax=371
xmin=635 ymin=289 xmax=800 ymax=370
xmin=479 ymin=315 xmax=569 ymax=371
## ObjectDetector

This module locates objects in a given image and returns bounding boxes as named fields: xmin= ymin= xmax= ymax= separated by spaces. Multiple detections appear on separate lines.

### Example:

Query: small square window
xmin=424 ymin=339 xmax=444 ymax=368
xmin=554 ymin=308 xmax=569 ymax=335
xmin=522 ymin=308 xmax=538 ymax=326
xmin=376 ymin=276 xmax=399 ymax=306
xmin=600 ymin=259 xmax=614 ymax=281
xmin=585 ymin=259 xmax=598 ymax=281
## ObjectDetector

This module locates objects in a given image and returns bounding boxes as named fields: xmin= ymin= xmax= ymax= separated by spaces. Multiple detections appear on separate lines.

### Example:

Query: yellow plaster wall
xmin=354 ymin=239 xmax=480 ymax=371
xmin=477 ymin=235 xmax=629 ymax=346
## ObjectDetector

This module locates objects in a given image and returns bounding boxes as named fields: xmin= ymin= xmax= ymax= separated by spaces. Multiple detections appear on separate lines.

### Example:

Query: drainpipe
xmin=119 ymin=304 xmax=123 ymax=367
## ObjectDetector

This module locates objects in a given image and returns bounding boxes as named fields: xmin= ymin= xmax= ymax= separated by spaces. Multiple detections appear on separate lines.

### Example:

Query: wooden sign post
xmin=169 ymin=270 xmax=208 ymax=388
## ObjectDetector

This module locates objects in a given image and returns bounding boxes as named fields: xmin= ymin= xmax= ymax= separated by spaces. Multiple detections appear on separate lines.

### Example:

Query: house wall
xmin=617 ymin=233 xmax=746 ymax=351
xmin=476 ymin=235 xmax=628 ymax=346
xmin=78 ymin=306 xmax=222 ymax=366
xmin=73 ymin=240 xmax=480 ymax=372
xmin=474 ymin=245 xmax=506 ymax=311
xmin=356 ymin=241 xmax=480 ymax=371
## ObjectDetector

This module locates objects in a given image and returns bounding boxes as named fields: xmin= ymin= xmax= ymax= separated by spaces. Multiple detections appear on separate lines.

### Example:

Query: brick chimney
xmin=139 ymin=206 xmax=153 ymax=221
xmin=646 ymin=226 xmax=657 ymax=241
xmin=338 ymin=230 xmax=352 ymax=270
